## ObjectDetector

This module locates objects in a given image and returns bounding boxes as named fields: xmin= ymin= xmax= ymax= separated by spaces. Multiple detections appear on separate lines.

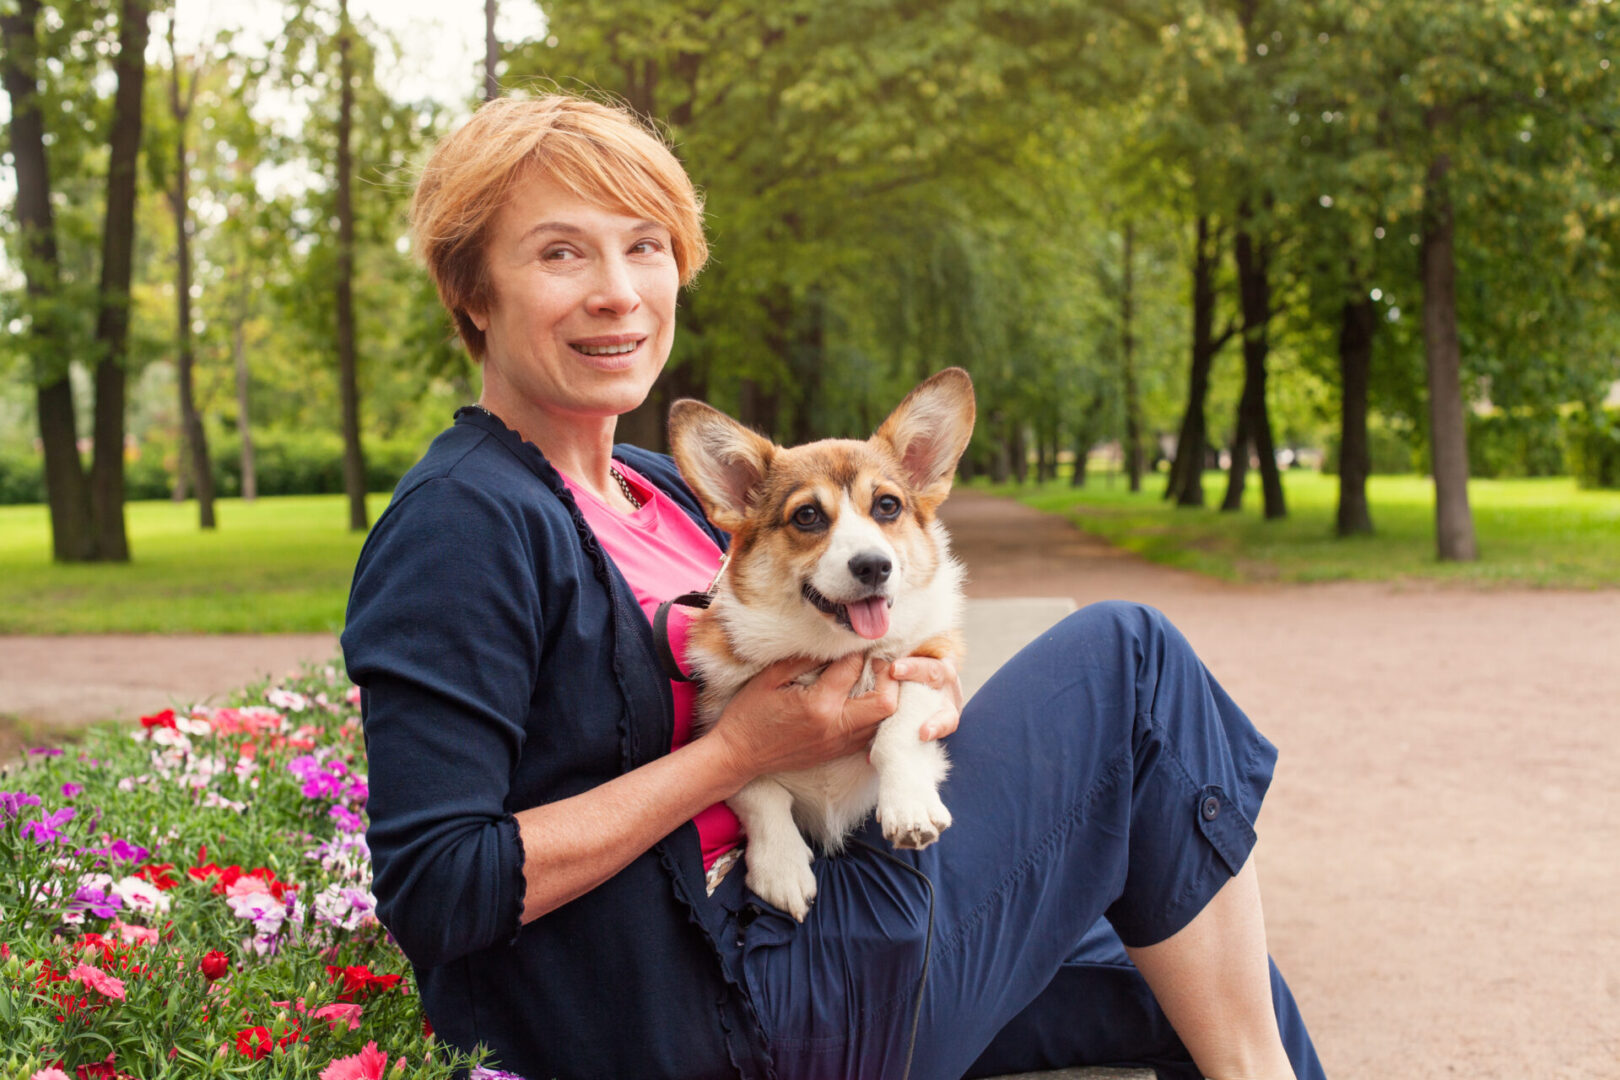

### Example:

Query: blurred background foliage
xmin=3 ymin=0 xmax=1618 ymax=561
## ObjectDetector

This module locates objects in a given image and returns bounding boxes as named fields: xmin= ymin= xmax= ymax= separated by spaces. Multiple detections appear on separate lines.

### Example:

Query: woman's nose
xmin=587 ymin=254 xmax=641 ymax=315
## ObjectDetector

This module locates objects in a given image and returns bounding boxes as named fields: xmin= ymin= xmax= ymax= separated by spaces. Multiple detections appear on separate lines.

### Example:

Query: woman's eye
xmin=630 ymin=239 xmax=663 ymax=255
xmin=542 ymin=246 xmax=578 ymax=262
xmin=792 ymin=505 xmax=823 ymax=529
xmin=874 ymin=495 xmax=902 ymax=519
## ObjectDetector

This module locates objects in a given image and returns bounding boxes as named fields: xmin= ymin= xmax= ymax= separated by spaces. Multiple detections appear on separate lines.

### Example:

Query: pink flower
xmin=109 ymin=919 xmax=160 ymax=945
xmin=225 ymin=875 xmax=273 ymax=898
xmin=29 ymin=1070 xmax=73 ymax=1080
xmin=319 ymin=1041 xmax=389 ymax=1080
xmin=70 ymin=962 xmax=127 ymax=1001
xmin=311 ymin=1001 xmax=364 ymax=1032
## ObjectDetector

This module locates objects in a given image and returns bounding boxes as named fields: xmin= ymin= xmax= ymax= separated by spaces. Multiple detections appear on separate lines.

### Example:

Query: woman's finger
xmin=918 ymin=704 xmax=960 ymax=742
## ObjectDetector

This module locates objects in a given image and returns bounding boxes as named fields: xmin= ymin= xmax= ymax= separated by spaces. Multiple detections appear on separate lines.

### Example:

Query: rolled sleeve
xmin=342 ymin=477 xmax=541 ymax=969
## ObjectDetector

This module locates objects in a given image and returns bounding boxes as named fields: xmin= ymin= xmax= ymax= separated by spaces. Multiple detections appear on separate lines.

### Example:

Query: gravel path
xmin=3 ymin=488 xmax=1617 ymax=1078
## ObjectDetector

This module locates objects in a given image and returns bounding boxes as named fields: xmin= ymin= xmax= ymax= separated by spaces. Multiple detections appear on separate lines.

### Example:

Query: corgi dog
xmin=667 ymin=367 xmax=975 ymax=920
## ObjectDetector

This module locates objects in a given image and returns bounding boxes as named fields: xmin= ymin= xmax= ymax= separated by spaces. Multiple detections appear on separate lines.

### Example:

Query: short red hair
xmin=410 ymin=93 xmax=708 ymax=360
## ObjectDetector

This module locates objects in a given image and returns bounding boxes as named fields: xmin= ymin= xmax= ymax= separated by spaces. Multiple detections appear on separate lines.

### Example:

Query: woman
xmin=343 ymin=93 xmax=1327 ymax=1080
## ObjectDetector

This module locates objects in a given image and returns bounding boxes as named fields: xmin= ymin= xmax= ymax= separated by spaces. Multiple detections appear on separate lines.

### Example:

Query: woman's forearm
xmin=513 ymin=733 xmax=751 ymax=923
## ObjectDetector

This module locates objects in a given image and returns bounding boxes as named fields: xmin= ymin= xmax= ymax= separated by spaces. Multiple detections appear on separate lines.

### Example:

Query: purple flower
xmin=20 ymin=806 xmax=75 ymax=846
xmin=102 ymin=838 xmax=150 ymax=862
xmin=61 ymin=783 xmax=83 ymax=799
xmin=469 ymin=1069 xmax=529 ymax=1080
xmin=27 ymin=747 xmax=63 ymax=757
xmin=329 ymin=804 xmax=363 ymax=833
xmin=65 ymin=884 xmax=122 ymax=921
xmin=0 ymin=791 xmax=42 ymax=821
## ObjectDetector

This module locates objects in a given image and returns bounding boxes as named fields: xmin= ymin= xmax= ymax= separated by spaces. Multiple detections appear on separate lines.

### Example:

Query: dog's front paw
xmin=745 ymin=843 xmax=818 ymax=922
xmin=878 ymin=788 xmax=952 ymax=851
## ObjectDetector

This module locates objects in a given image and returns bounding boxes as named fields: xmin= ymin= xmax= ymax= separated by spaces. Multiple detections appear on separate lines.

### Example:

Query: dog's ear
xmin=668 ymin=399 xmax=775 ymax=533
xmin=874 ymin=368 xmax=976 ymax=507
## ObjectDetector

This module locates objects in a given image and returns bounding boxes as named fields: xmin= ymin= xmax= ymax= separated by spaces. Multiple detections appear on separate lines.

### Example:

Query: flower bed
xmin=0 ymin=665 xmax=521 ymax=1079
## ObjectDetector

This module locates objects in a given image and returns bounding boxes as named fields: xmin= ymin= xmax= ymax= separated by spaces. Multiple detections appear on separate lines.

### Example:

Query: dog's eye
xmin=792 ymin=505 xmax=824 ymax=529
xmin=873 ymin=494 xmax=902 ymax=520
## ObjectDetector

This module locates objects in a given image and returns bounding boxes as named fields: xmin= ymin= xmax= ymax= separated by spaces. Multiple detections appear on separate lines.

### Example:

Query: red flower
xmin=199 ymin=950 xmax=230 ymax=981
xmin=236 ymin=1025 xmax=273 ymax=1060
xmin=75 ymin=1051 xmax=136 ymax=1079
xmin=274 ymin=1018 xmax=306 ymax=1049
xmin=422 ymin=1013 xmax=434 ymax=1038
xmin=325 ymin=964 xmax=403 ymax=1002
xmin=139 ymin=709 xmax=177 ymax=730
xmin=132 ymin=862 xmax=178 ymax=890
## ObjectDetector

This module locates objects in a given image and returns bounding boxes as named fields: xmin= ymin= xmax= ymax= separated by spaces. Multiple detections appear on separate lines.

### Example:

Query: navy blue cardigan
xmin=342 ymin=408 xmax=773 ymax=1080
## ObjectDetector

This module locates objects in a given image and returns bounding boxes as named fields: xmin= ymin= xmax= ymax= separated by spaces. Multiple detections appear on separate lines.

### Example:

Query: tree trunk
xmin=1337 ymin=292 xmax=1376 ymax=537
xmin=1167 ymin=215 xmax=1227 ymax=508
xmin=1221 ymin=388 xmax=1253 ymax=512
xmin=336 ymin=0 xmax=368 ymax=532
xmin=234 ymin=309 xmax=257 ymax=501
xmin=1120 ymin=221 xmax=1142 ymax=493
xmin=1010 ymin=422 xmax=1029 ymax=485
xmin=170 ymin=18 xmax=214 ymax=529
xmin=1230 ymin=216 xmax=1286 ymax=519
xmin=989 ymin=411 xmax=1011 ymax=483
xmin=3 ymin=0 xmax=95 ymax=561
xmin=1421 ymin=107 xmax=1478 ymax=561
xmin=1071 ymin=433 xmax=1090 ymax=487
xmin=738 ymin=378 xmax=780 ymax=439
xmin=484 ymin=0 xmax=499 ymax=101
xmin=87 ymin=0 xmax=148 ymax=560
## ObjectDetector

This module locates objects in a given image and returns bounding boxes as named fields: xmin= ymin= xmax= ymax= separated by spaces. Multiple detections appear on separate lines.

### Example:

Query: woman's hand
xmin=890 ymin=655 xmax=965 ymax=742
xmin=710 ymin=653 xmax=899 ymax=783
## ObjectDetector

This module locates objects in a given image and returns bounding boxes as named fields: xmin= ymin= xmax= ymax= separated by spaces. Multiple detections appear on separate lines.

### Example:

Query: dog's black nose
xmin=848 ymin=552 xmax=892 ymax=587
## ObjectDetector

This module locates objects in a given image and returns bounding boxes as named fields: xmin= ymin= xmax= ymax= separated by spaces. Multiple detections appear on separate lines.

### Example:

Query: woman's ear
xmin=667 ymin=400 xmax=775 ymax=534
xmin=465 ymin=307 xmax=489 ymax=333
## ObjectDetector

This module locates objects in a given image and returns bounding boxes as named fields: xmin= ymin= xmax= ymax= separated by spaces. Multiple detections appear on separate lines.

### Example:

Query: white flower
xmin=201 ymin=791 xmax=248 ymax=813
xmin=112 ymin=875 xmax=170 ymax=915
xmin=266 ymin=688 xmax=309 ymax=713
xmin=176 ymin=716 xmax=213 ymax=737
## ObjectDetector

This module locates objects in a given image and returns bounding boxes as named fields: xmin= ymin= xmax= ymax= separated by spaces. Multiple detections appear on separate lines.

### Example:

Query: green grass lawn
xmin=4 ymin=473 xmax=1617 ymax=635
xmin=0 ymin=493 xmax=392 ymax=634
xmin=987 ymin=469 xmax=1620 ymax=588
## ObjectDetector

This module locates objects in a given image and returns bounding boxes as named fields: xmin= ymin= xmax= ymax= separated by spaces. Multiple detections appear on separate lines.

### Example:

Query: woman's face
xmin=471 ymin=170 xmax=679 ymax=425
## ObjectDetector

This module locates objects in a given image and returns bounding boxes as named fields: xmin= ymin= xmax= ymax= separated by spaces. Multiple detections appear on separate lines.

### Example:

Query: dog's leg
xmin=869 ymin=683 xmax=953 ymax=850
xmin=732 ymin=776 xmax=818 ymax=921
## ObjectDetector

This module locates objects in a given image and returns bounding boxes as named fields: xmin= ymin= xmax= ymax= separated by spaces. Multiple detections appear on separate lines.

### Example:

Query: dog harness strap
xmin=654 ymin=592 xmax=712 ymax=683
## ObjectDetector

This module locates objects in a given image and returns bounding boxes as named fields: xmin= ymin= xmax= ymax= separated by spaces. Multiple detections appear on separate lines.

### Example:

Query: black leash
xmin=653 ymin=553 xmax=729 ymax=683
xmin=849 ymin=838 xmax=936 ymax=1080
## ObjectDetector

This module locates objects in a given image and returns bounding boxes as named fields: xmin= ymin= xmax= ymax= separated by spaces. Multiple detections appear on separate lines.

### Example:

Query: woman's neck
xmin=476 ymin=394 xmax=626 ymax=507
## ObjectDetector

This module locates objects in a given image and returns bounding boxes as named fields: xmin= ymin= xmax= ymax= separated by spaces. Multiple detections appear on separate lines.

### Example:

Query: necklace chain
xmin=610 ymin=466 xmax=643 ymax=511
xmin=466 ymin=403 xmax=642 ymax=511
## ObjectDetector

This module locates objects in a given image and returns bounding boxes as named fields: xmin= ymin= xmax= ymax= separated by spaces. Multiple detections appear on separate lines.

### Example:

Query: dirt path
xmin=938 ymin=490 xmax=1620 ymax=1080
xmin=2 ymin=490 xmax=1617 ymax=1078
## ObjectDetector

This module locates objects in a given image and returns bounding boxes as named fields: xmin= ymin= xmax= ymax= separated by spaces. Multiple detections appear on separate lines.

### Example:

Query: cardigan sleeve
xmin=342 ymin=476 xmax=541 ymax=969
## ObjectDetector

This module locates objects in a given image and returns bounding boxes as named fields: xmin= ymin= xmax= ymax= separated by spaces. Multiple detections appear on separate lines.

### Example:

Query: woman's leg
xmin=1124 ymin=850 xmax=1296 ymax=1079
xmin=731 ymin=601 xmax=1325 ymax=1080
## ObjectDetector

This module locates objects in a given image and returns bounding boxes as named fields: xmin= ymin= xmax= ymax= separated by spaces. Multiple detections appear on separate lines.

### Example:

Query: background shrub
xmin=1567 ymin=405 xmax=1620 ymax=490
xmin=0 ymin=431 xmax=431 ymax=506
xmin=1466 ymin=409 xmax=1568 ymax=479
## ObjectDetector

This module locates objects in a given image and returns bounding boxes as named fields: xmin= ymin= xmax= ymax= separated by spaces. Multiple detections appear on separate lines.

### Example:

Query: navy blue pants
xmin=707 ymin=602 xmax=1327 ymax=1080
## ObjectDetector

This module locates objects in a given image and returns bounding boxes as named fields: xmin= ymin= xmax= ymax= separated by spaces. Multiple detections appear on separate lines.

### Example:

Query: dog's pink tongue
xmin=847 ymin=597 xmax=890 ymax=640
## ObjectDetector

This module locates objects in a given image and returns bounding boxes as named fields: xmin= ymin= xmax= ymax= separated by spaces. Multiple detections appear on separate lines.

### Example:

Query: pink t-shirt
xmin=561 ymin=461 xmax=743 ymax=870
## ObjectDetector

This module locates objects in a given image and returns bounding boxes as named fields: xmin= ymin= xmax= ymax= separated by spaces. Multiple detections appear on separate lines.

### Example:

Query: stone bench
xmin=987 ymin=1070 xmax=1155 ymax=1080
xmin=959 ymin=596 xmax=1077 ymax=699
